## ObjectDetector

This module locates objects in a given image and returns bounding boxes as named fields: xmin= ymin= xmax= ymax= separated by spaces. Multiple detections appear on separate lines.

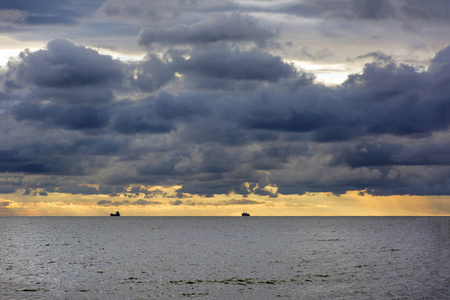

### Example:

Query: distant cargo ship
xmin=110 ymin=211 xmax=120 ymax=216
xmin=241 ymin=212 xmax=250 ymax=216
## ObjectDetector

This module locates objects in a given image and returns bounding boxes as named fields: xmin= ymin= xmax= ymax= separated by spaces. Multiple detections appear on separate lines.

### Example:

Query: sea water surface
xmin=1 ymin=217 xmax=448 ymax=299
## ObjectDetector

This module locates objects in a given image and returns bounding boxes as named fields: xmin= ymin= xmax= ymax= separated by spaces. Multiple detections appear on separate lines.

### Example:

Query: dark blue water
xmin=1 ymin=217 xmax=448 ymax=299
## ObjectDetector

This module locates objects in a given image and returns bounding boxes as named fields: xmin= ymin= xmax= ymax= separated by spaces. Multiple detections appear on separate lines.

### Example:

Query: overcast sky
xmin=1 ymin=0 xmax=449 ymax=216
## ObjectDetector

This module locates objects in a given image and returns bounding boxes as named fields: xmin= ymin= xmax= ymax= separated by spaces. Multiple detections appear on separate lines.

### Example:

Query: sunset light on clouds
xmin=0 ymin=0 xmax=450 ymax=216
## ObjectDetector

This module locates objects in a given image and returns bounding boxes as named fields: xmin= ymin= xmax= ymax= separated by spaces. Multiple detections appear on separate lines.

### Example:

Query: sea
xmin=1 ymin=217 xmax=448 ymax=299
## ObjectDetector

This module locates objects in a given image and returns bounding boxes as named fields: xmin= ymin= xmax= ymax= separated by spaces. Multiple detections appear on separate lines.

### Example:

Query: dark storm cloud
xmin=9 ymin=39 xmax=123 ymax=88
xmin=138 ymin=14 xmax=275 ymax=47
xmin=237 ymin=56 xmax=448 ymax=139
xmin=108 ymin=92 xmax=209 ymax=134
xmin=13 ymin=102 xmax=108 ymax=130
xmin=0 ymin=149 xmax=50 ymax=174
xmin=172 ymin=44 xmax=296 ymax=82
xmin=2 ymin=34 xmax=450 ymax=198
xmin=334 ymin=138 xmax=450 ymax=169
xmin=131 ymin=54 xmax=175 ymax=92
xmin=31 ymin=88 xmax=115 ymax=104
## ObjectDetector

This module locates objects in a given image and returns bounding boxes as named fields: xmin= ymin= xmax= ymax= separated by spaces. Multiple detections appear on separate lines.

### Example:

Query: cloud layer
xmin=1 ymin=0 xmax=450 ymax=208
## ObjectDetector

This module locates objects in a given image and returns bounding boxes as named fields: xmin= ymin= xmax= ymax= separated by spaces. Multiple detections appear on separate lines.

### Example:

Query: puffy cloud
xmin=8 ymin=39 xmax=124 ymax=88
xmin=108 ymin=92 xmax=209 ymax=134
xmin=131 ymin=54 xmax=175 ymax=92
xmin=172 ymin=44 xmax=297 ymax=82
xmin=2 ymin=37 xmax=450 ymax=199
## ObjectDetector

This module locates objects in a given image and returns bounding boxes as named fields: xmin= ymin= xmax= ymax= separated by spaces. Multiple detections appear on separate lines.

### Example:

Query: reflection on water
xmin=1 ymin=217 xmax=448 ymax=299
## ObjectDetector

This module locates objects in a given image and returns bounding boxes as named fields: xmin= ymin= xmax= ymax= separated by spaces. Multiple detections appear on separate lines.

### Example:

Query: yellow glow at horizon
xmin=1 ymin=189 xmax=449 ymax=217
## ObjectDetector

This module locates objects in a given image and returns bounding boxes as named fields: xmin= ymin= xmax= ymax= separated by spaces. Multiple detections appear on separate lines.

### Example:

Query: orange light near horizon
xmin=0 ymin=191 xmax=449 ymax=216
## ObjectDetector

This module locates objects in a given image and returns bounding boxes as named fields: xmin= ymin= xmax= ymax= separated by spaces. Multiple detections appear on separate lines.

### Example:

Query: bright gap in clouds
xmin=90 ymin=47 xmax=146 ymax=63
xmin=0 ymin=49 xmax=23 ymax=67
xmin=292 ymin=60 xmax=351 ymax=85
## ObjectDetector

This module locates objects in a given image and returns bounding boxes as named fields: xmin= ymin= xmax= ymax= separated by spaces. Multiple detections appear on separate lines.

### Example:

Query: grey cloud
xmin=299 ymin=47 xmax=333 ymax=61
xmin=133 ymin=199 xmax=161 ymax=205
xmin=334 ymin=140 xmax=450 ymax=168
xmin=303 ymin=0 xmax=394 ymax=20
xmin=178 ymin=180 xmax=249 ymax=198
xmin=97 ymin=200 xmax=113 ymax=206
xmin=172 ymin=44 xmax=296 ymax=82
xmin=0 ymin=185 xmax=16 ymax=194
xmin=305 ymin=0 xmax=450 ymax=22
xmin=99 ymin=0 xmax=239 ymax=21
xmin=13 ymin=102 xmax=108 ymax=130
xmin=108 ymin=99 xmax=175 ymax=135
xmin=0 ymin=0 xmax=103 ymax=25
xmin=109 ymin=92 xmax=209 ymax=135
xmin=0 ymin=9 xmax=28 ymax=23
xmin=2 ymin=39 xmax=450 ymax=198
xmin=351 ymin=51 xmax=393 ymax=63
xmin=272 ymin=3 xmax=322 ymax=17
xmin=99 ymin=0 xmax=187 ymax=20
xmin=31 ymin=88 xmax=114 ymax=104
xmin=181 ymin=198 xmax=265 ymax=206
xmin=430 ymin=44 xmax=450 ymax=70
xmin=400 ymin=4 xmax=431 ymax=20
xmin=132 ymin=55 xmax=175 ymax=92
xmin=0 ymin=148 xmax=51 ymax=174
xmin=350 ymin=0 xmax=394 ymax=19
xmin=216 ymin=199 xmax=265 ymax=205
xmin=235 ymin=56 xmax=449 ymax=140
xmin=9 ymin=39 xmax=124 ymax=88
xmin=97 ymin=199 xmax=162 ymax=206
xmin=138 ymin=14 xmax=275 ymax=47
xmin=58 ymin=185 xmax=102 ymax=195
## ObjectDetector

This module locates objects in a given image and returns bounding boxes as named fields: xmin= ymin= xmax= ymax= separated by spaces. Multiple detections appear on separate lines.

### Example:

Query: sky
xmin=0 ymin=0 xmax=450 ymax=216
